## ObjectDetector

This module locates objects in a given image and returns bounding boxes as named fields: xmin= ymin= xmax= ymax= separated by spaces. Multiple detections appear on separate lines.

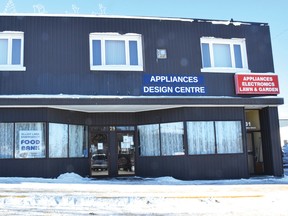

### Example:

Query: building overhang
xmin=0 ymin=95 xmax=284 ymax=113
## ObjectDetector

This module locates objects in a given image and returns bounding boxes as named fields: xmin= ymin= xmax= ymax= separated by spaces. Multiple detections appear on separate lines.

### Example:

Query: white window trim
xmin=0 ymin=31 xmax=26 ymax=71
xmin=200 ymin=37 xmax=250 ymax=73
xmin=89 ymin=33 xmax=143 ymax=71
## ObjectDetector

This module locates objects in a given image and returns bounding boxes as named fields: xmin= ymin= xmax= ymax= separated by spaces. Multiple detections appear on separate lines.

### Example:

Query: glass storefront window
xmin=215 ymin=121 xmax=243 ymax=154
xmin=0 ymin=122 xmax=90 ymax=159
xmin=138 ymin=122 xmax=184 ymax=156
xmin=138 ymin=124 xmax=160 ymax=156
xmin=0 ymin=123 xmax=14 ymax=159
xmin=15 ymin=122 xmax=46 ymax=158
xmin=49 ymin=123 xmax=88 ymax=158
xmin=187 ymin=121 xmax=243 ymax=155
xmin=0 ymin=120 xmax=243 ymax=160
xmin=69 ymin=124 xmax=88 ymax=158
xmin=187 ymin=121 xmax=215 ymax=154
xmin=49 ymin=123 xmax=68 ymax=158
xmin=160 ymin=122 xmax=184 ymax=156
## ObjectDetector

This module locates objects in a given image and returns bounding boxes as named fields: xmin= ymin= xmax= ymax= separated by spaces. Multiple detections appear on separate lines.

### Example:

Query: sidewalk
xmin=0 ymin=177 xmax=287 ymax=215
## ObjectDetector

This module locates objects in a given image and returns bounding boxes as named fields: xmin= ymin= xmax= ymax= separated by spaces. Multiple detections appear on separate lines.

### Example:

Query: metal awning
xmin=0 ymin=95 xmax=284 ymax=113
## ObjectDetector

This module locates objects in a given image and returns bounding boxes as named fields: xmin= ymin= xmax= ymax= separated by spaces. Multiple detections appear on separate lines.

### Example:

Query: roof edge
xmin=0 ymin=95 xmax=283 ymax=106
xmin=0 ymin=13 xmax=269 ymax=26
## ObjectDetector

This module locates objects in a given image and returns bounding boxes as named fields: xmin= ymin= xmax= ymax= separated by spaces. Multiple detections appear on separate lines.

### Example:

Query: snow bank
xmin=0 ymin=166 xmax=288 ymax=185
xmin=57 ymin=172 xmax=91 ymax=183
xmin=0 ymin=172 xmax=287 ymax=185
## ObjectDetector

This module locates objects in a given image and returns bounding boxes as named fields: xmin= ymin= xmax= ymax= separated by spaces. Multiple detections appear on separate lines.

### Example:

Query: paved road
xmin=0 ymin=182 xmax=287 ymax=215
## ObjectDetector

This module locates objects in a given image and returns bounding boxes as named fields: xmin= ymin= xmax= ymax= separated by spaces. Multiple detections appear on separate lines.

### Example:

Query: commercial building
xmin=0 ymin=14 xmax=283 ymax=180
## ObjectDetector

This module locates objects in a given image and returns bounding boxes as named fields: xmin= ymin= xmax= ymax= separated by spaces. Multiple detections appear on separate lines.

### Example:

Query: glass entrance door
xmin=89 ymin=126 xmax=135 ymax=177
xmin=116 ymin=132 xmax=135 ymax=175
xmin=90 ymin=127 xmax=109 ymax=176
xmin=247 ymin=133 xmax=255 ymax=174
xmin=247 ymin=132 xmax=264 ymax=175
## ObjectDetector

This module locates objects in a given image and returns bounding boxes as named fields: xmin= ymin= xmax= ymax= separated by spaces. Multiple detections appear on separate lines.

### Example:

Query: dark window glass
xmin=201 ymin=43 xmax=211 ymax=67
xmin=12 ymin=39 xmax=21 ymax=65
xmin=129 ymin=41 xmax=138 ymax=65
xmin=92 ymin=40 xmax=101 ymax=65
xmin=234 ymin=44 xmax=243 ymax=68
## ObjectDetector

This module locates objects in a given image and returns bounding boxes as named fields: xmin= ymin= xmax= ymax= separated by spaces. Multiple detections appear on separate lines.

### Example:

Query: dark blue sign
xmin=142 ymin=74 xmax=206 ymax=96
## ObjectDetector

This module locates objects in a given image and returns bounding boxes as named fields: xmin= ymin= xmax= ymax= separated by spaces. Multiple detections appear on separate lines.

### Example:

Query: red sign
xmin=235 ymin=73 xmax=280 ymax=95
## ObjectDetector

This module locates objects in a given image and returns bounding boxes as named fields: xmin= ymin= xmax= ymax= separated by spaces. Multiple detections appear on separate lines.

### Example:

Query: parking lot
xmin=0 ymin=173 xmax=288 ymax=215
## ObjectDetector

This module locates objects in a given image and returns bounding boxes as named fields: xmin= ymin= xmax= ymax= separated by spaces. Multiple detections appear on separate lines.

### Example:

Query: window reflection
xmin=49 ymin=123 xmax=88 ymax=158
xmin=69 ymin=125 xmax=88 ymax=158
xmin=0 ymin=123 xmax=14 ymax=159
xmin=216 ymin=121 xmax=243 ymax=154
xmin=187 ymin=121 xmax=243 ymax=155
xmin=139 ymin=121 xmax=243 ymax=157
xmin=138 ymin=122 xmax=184 ymax=156
xmin=49 ymin=123 xmax=68 ymax=158
xmin=138 ymin=124 xmax=160 ymax=156
xmin=160 ymin=122 xmax=184 ymax=156
xmin=187 ymin=121 xmax=215 ymax=154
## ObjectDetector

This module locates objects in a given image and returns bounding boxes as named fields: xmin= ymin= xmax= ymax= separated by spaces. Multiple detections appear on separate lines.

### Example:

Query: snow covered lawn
xmin=0 ymin=171 xmax=287 ymax=215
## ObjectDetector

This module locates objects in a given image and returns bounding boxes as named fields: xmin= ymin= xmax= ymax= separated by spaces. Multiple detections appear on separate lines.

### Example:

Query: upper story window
xmin=89 ymin=33 xmax=143 ymax=71
xmin=200 ymin=37 xmax=250 ymax=73
xmin=0 ymin=31 xmax=25 ymax=71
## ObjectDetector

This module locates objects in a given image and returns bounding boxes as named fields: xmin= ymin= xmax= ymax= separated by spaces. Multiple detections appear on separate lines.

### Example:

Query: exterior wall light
xmin=157 ymin=49 xmax=167 ymax=59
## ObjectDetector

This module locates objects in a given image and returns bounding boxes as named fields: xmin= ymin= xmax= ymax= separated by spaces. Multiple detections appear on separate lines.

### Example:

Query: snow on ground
xmin=0 ymin=145 xmax=287 ymax=215
xmin=0 ymin=169 xmax=287 ymax=215
xmin=0 ymin=169 xmax=288 ymax=185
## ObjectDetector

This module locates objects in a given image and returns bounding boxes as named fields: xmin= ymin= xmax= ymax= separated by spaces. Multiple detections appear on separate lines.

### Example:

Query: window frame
xmin=200 ymin=37 xmax=250 ymax=73
xmin=0 ymin=31 xmax=26 ymax=71
xmin=48 ymin=123 xmax=69 ymax=158
xmin=68 ymin=124 xmax=88 ymax=158
xmin=14 ymin=122 xmax=46 ymax=159
xmin=160 ymin=122 xmax=185 ymax=156
xmin=89 ymin=32 xmax=143 ymax=71
xmin=138 ymin=122 xmax=185 ymax=157
xmin=138 ymin=123 xmax=161 ymax=156
xmin=187 ymin=120 xmax=244 ymax=155
xmin=48 ymin=123 xmax=88 ymax=159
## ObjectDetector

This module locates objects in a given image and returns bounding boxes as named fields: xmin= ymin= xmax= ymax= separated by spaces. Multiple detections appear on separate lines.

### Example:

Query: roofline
xmin=0 ymin=95 xmax=283 ymax=106
xmin=0 ymin=13 xmax=269 ymax=26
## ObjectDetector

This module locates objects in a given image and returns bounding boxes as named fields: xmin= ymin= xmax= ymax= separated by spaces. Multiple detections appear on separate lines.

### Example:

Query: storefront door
xmin=247 ymin=132 xmax=264 ymax=175
xmin=116 ymin=132 xmax=135 ymax=175
xmin=247 ymin=132 xmax=255 ymax=174
xmin=245 ymin=110 xmax=264 ymax=175
xmin=89 ymin=128 xmax=109 ymax=176
xmin=89 ymin=126 xmax=135 ymax=177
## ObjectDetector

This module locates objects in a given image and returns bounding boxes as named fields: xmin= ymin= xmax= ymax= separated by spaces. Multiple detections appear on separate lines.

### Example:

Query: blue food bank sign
xmin=142 ymin=74 xmax=206 ymax=96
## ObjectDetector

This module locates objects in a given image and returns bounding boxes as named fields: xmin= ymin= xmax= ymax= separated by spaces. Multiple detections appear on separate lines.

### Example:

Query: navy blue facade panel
xmin=136 ymin=107 xmax=245 ymax=124
xmin=0 ymin=16 xmax=274 ymax=97
xmin=136 ymin=154 xmax=248 ymax=180
xmin=0 ymin=108 xmax=48 ymax=122
xmin=0 ymin=108 xmax=137 ymax=125
xmin=0 ymin=158 xmax=89 ymax=178
xmin=46 ymin=108 xmax=137 ymax=126
xmin=260 ymin=107 xmax=283 ymax=176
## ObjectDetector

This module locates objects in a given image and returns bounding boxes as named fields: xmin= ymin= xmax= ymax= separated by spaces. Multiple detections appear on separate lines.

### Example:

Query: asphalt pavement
xmin=0 ymin=181 xmax=287 ymax=215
